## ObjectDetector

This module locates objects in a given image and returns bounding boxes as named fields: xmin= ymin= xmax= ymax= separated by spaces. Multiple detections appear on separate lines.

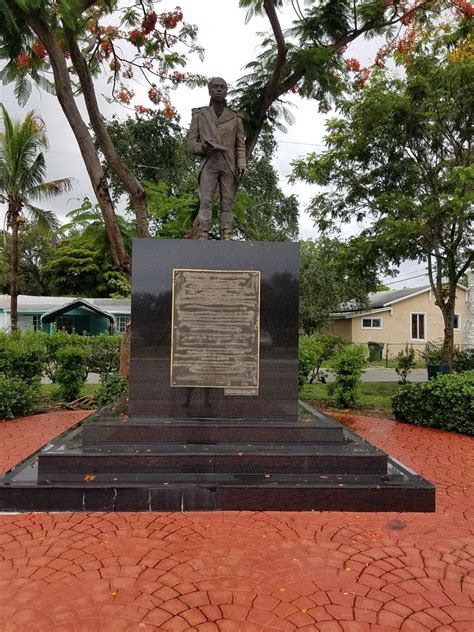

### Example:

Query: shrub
xmin=395 ymin=344 xmax=416 ymax=384
xmin=453 ymin=348 xmax=474 ymax=373
xmin=55 ymin=346 xmax=89 ymax=402
xmin=421 ymin=343 xmax=444 ymax=366
xmin=298 ymin=334 xmax=348 ymax=386
xmin=96 ymin=373 xmax=128 ymax=407
xmin=89 ymin=334 xmax=121 ymax=374
xmin=392 ymin=370 xmax=474 ymax=436
xmin=328 ymin=344 xmax=368 ymax=408
xmin=0 ymin=375 xmax=39 ymax=419
xmin=0 ymin=330 xmax=46 ymax=384
xmin=43 ymin=330 xmax=91 ymax=382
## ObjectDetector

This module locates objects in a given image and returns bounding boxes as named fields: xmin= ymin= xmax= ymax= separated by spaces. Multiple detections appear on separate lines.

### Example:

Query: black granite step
xmin=38 ymin=440 xmax=387 ymax=480
xmin=0 ymin=468 xmax=435 ymax=512
xmin=0 ymin=403 xmax=435 ymax=513
xmin=82 ymin=413 xmax=344 ymax=446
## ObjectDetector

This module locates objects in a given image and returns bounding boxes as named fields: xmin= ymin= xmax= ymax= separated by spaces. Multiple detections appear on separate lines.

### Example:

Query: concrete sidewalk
xmin=0 ymin=408 xmax=472 ymax=631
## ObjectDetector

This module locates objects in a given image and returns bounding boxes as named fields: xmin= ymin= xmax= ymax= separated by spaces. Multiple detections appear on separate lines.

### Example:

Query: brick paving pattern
xmin=0 ymin=410 xmax=472 ymax=631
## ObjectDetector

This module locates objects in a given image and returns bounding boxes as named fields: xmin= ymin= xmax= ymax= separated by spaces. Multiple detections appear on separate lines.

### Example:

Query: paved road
xmin=319 ymin=367 xmax=428 ymax=383
xmin=42 ymin=368 xmax=429 ymax=385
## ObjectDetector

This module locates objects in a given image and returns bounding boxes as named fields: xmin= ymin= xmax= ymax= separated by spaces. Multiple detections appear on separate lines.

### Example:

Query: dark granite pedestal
xmin=0 ymin=240 xmax=435 ymax=512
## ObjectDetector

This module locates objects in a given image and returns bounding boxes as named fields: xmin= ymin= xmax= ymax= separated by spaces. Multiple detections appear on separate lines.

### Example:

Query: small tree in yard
xmin=328 ymin=344 xmax=368 ymax=408
xmin=395 ymin=345 xmax=416 ymax=384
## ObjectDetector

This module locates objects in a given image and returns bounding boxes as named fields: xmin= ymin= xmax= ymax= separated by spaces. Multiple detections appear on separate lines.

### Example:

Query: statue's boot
xmin=221 ymin=224 xmax=232 ymax=241
xmin=197 ymin=219 xmax=210 ymax=240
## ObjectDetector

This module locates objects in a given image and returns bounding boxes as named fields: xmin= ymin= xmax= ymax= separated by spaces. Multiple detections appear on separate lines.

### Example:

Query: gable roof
xmin=0 ymin=295 xmax=131 ymax=315
xmin=333 ymin=284 xmax=467 ymax=319
xmin=40 ymin=298 xmax=115 ymax=324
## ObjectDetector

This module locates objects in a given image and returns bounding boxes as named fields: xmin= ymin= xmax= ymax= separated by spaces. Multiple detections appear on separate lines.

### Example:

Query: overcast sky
xmin=0 ymin=0 xmax=428 ymax=288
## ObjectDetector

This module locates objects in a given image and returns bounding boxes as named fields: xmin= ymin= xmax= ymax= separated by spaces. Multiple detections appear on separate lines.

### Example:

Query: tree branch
xmin=64 ymin=26 xmax=150 ymax=238
xmin=23 ymin=12 xmax=131 ymax=277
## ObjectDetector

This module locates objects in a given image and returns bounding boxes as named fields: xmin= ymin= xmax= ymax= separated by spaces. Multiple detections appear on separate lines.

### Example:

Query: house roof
xmin=0 ymin=295 xmax=131 ymax=314
xmin=333 ymin=283 xmax=467 ymax=319
xmin=40 ymin=298 xmax=115 ymax=324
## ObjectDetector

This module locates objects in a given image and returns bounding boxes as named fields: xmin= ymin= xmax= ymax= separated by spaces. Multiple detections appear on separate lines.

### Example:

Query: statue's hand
xmin=238 ymin=166 xmax=247 ymax=178
xmin=202 ymin=141 xmax=214 ymax=154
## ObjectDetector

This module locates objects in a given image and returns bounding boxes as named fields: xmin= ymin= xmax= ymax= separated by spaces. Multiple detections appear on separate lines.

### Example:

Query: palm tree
xmin=0 ymin=105 xmax=73 ymax=329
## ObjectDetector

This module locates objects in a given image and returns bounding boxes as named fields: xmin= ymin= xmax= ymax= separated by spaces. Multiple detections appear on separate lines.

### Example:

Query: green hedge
xmin=392 ymin=370 xmax=474 ymax=436
xmin=0 ymin=375 xmax=39 ymax=419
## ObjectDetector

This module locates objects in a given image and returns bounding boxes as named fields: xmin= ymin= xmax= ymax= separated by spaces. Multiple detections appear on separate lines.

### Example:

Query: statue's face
xmin=208 ymin=78 xmax=228 ymax=101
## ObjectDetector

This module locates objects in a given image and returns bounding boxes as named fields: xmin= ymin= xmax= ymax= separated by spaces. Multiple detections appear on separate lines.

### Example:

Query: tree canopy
xmin=292 ymin=24 xmax=474 ymax=365
xmin=299 ymin=238 xmax=379 ymax=334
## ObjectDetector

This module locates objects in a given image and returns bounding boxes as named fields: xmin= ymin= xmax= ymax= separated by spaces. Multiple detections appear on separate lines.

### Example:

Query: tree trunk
xmin=65 ymin=29 xmax=150 ymax=238
xmin=441 ymin=287 xmax=457 ymax=370
xmin=119 ymin=320 xmax=131 ymax=381
xmin=9 ymin=205 xmax=20 ymax=331
xmin=27 ymin=16 xmax=131 ymax=279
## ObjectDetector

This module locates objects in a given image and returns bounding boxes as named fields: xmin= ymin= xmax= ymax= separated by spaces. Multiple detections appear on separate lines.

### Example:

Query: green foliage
xmin=235 ymin=131 xmax=299 ymax=241
xmin=102 ymin=112 xmax=196 ymax=202
xmin=328 ymin=344 xmax=368 ymax=408
xmin=41 ymin=237 xmax=129 ymax=297
xmin=300 ymin=238 xmax=377 ymax=334
xmin=392 ymin=371 xmax=474 ymax=436
xmin=0 ymin=375 xmax=39 ymax=419
xmin=0 ymin=224 xmax=56 ymax=295
xmin=43 ymin=329 xmax=90 ymax=383
xmin=144 ymin=181 xmax=198 ymax=238
xmin=453 ymin=348 xmax=474 ymax=373
xmin=55 ymin=345 xmax=88 ymax=402
xmin=395 ymin=345 xmax=416 ymax=384
xmin=298 ymin=334 xmax=348 ymax=386
xmin=291 ymin=34 xmax=473 ymax=364
xmin=421 ymin=344 xmax=444 ymax=367
xmin=0 ymin=105 xmax=70 ymax=230
xmin=96 ymin=372 xmax=128 ymax=407
xmin=0 ymin=329 xmax=46 ymax=384
xmin=89 ymin=334 xmax=121 ymax=374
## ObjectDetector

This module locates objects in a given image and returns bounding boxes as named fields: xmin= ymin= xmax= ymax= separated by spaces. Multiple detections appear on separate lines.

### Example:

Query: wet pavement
xmin=0 ymin=409 xmax=472 ymax=631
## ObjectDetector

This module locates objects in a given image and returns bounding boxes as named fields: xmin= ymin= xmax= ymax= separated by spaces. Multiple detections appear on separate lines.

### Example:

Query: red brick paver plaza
xmin=0 ymin=410 xmax=472 ymax=631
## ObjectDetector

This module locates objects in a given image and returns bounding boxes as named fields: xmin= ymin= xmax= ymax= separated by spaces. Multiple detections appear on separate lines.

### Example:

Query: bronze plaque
xmin=171 ymin=269 xmax=260 ymax=391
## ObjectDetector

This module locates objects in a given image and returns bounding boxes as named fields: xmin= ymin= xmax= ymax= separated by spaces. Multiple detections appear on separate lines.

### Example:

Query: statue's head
xmin=208 ymin=77 xmax=228 ymax=102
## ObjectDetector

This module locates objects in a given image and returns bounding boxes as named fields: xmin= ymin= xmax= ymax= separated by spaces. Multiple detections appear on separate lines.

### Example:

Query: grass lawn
xmin=299 ymin=381 xmax=401 ymax=415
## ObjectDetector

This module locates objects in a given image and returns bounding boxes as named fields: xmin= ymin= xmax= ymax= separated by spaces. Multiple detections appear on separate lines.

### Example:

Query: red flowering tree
xmin=0 ymin=1 xmax=205 ymax=277
xmin=235 ymin=0 xmax=464 ymax=158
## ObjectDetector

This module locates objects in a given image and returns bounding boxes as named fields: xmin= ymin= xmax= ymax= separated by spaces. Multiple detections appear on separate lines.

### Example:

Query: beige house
xmin=329 ymin=285 xmax=469 ymax=358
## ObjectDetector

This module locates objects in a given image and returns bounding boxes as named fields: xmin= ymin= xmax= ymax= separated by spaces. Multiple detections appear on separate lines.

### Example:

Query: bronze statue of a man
xmin=187 ymin=77 xmax=246 ymax=240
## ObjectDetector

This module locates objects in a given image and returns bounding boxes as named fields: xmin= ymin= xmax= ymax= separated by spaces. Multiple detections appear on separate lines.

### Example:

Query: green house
xmin=0 ymin=295 xmax=131 ymax=335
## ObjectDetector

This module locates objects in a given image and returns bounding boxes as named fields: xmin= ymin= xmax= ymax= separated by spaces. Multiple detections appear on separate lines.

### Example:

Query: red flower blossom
xmin=142 ymin=11 xmax=158 ymax=34
xmin=148 ymin=87 xmax=162 ymax=104
xmin=163 ymin=105 xmax=176 ymax=119
xmin=15 ymin=53 xmax=30 ymax=69
xmin=32 ymin=42 xmax=47 ymax=60
xmin=128 ymin=29 xmax=145 ymax=47
xmin=345 ymin=57 xmax=361 ymax=72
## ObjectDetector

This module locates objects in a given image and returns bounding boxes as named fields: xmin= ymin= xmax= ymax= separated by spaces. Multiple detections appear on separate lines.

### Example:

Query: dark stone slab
xmin=81 ymin=417 xmax=345 ymax=446
xmin=129 ymin=240 xmax=299 ymax=418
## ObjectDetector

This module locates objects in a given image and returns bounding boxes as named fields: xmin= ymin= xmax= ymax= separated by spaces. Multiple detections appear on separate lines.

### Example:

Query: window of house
xmin=411 ymin=313 xmax=426 ymax=340
xmin=56 ymin=315 xmax=75 ymax=333
xmin=115 ymin=316 xmax=130 ymax=334
xmin=32 ymin=315 xmax=40 ymax=331
xmin=362 ymin=317 xmax=383 ymax=329
xmin=453 ymin=314 xmax=460 ymax=330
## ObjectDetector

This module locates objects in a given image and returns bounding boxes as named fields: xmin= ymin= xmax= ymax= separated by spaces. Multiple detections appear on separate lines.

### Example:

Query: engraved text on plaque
xmin=171 ymin=269 xmax=260 ymax=391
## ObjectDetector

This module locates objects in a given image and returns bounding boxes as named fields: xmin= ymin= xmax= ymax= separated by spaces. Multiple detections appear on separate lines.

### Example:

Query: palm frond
xmin=27 ymin=177 xmax=74 ymax=201
xmin=24 ymin=204 xmax=60 ymax=233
